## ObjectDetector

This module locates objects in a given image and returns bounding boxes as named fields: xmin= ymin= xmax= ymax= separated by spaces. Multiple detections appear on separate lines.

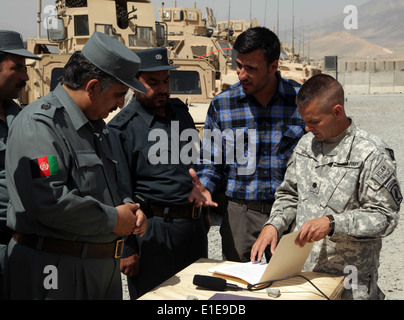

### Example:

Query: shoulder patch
xmin=385 ymin=178 xmax=403 ymax=206
xmin=372 ymin=161 xmax=394 ymax=186
xmin=30 ymin=155 xmax=59 ymax=178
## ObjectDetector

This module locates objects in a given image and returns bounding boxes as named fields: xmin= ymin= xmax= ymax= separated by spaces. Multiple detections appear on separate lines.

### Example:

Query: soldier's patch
xmin=372 ymin=162 xmax=394 ymax=186
xmin=31 ymin=155 xmax=59 ymax=178
xmin=385 ymin=178 xmax=403 ymax=206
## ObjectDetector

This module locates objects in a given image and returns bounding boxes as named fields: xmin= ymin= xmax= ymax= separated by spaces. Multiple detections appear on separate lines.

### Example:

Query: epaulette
xmin=31 ymin=94 xmax=61 ymax=119
xmin=108 ymin=103 xmax=139 ymax=129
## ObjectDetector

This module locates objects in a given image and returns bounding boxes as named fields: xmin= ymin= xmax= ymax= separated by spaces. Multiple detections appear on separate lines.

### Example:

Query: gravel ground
xmin=123 ymin=93 xmax=404 ymax=300
xmin=344 ymin=94 xmax=404 ymax=300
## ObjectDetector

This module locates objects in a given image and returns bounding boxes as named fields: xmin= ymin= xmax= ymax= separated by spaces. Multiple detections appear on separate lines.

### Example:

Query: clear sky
xmin=0 ymin=0 xmax=369 ymax=41
xmin=151 ymin=0 xmax=370 ymax=28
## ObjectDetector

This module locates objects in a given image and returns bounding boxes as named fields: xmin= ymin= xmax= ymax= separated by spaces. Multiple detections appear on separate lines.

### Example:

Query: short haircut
xmin=233 ymin=27 xmax=280 ymax=66
xmin=296 ymin=74 xmax=344 ymax=113
xmin=62 ymin=51 xmax=120 ymax=92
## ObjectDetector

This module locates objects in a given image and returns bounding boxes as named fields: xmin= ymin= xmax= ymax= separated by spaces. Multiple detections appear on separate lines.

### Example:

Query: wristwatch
xmin=326 ymin=215 xmax=335 ymax=236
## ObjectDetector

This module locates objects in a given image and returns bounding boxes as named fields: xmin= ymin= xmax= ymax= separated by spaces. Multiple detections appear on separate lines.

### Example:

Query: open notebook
xmin=209 ymin=231 xmax=314 ymax=286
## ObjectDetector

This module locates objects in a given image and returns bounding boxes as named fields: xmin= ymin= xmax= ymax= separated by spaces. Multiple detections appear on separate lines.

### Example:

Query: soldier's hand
xmin=188 ymin=168 xmax=218 ymax=208
xmin=132 ymin=208 xmax=147 ymax=237
xmin=295 ymin=216 xmax=330 ymax=247
xmin=250 ymin=224 xmax=278 ymax=262
xmin=120 ymin=253 xmax=140 ymax=277
xmin=113 ymin=203 xmax=140 ymax=236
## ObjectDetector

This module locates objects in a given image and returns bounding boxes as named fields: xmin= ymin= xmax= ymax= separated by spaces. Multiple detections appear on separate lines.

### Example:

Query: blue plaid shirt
xmin=198 ymin=72 xmax=305 ymax=202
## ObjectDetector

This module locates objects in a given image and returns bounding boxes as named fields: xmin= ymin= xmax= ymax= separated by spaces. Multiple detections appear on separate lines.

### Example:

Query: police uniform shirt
xmin=0 ymin=100 xmax=20 ymax=227
xmin=266 ymin=120 xmax=401 ymax=289
xmin=5 ymin=84 xmax=122 ymax=244
xmin=108 ymin=98 xmax=196 ymax=206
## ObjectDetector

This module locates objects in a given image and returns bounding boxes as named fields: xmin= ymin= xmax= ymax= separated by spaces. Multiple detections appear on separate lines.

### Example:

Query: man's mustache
xmin=155 ymin=93 xmax=169 ymax=99
xmin=17 ymin=81 xmax=26 ymax=89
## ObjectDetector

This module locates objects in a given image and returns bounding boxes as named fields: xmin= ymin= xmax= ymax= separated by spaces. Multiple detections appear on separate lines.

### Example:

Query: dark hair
xmin=0 ymin=52 xmax=9 ymax=71
xmin=296 ymin=74 xmax=344 ymax=112
xmin=233 ymin=27 xmax=280 ymax=65
xmin=62 ymin=51 xmax=119 ymax=91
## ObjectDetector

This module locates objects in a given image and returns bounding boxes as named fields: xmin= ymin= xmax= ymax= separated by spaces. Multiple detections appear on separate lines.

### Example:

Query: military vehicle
xmin=279 ymin=44 xmax=322 ymax=84
xmin=20 ymin=0 xmax=216 ymax=132
xmin=22 ymin=0 xmax=159 ymax=105
xmin=214 ymin=18 xmax=258 ymax=41
xmin=159 ymin=5 xmax=250 ymax=92
xmin=159 ymin=5 xmax=237 ymax=94
xmin=159 ymin=4 xmax=321 ymax=88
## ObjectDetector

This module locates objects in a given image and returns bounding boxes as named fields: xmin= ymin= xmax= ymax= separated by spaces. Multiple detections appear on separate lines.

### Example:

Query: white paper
xmin=208 ymin=231 xmax=314 ymax=285
xmin=208 ymin=262 xmax=267 ymax=285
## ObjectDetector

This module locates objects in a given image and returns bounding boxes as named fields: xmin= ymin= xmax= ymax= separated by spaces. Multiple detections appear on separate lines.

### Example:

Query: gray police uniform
xmin=266 ymin=120 xmax=401 ymax=300
xmin=5 ymin=84 xmax=124 ymax=299
xmin=0 ymin=100 xmax=20 ymax=299
xmin=108 ymin=98 xmax=207 ymax=299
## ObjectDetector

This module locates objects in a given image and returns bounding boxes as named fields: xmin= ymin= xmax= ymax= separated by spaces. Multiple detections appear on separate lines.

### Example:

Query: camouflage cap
xmin=0 ymin=30 xmax=41 ymax=60
xmin=81 ymin=32 xmax=146 ymax=94
xmin=137 ymin=48 xmax=179 ymax=72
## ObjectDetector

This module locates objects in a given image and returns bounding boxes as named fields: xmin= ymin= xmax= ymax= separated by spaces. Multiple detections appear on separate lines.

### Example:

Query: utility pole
xmin=250 ymin=0 xmax=252 ymax=24
xmin=277 ymin=0 xmax=280 ymax=36
xmin=292 ymin=0 xmax=295 ymax=57
xmin=37 ymin=0 xmax=42 ymax=38
xmin=227 ymin=0 xmax=231 ymax=43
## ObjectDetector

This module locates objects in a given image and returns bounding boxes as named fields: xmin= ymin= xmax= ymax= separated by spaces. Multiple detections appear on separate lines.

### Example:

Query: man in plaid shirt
xmin=197 ymin=27 xmax=306 ymax=262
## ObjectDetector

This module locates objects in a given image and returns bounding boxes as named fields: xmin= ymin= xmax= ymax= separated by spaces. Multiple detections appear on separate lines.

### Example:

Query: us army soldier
xmin=251 ymin=74 xmax=401 ymax=300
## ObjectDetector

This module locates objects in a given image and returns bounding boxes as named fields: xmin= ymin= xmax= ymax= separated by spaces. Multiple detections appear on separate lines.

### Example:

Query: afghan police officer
xmin=0 ymin=30 xmax=41 ymax=300
xmin=108 ymin=48 xmax=216 ymax=299
xmin=251 ymin=74 xmax=402 ymax=300
xmin=4 ymin=32 xmax=147 ymax=300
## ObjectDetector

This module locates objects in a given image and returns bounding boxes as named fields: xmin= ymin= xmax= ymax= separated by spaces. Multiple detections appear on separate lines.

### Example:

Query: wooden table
xmin=138 ymin=258 xmax=345 ymax=300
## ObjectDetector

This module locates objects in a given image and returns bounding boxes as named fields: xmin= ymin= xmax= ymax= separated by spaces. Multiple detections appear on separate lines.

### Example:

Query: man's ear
xmin=332 ymin=104 xmax=344 ymax=120
xmin=269 ymin=60 xmax=279 ymax=74
xmin=85 ymin=79 xmax=101 ymax=96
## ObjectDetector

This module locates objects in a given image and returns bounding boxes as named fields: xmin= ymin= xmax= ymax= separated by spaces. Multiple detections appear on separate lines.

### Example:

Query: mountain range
xmin=297 ymin=0 xmax=404 ymax=59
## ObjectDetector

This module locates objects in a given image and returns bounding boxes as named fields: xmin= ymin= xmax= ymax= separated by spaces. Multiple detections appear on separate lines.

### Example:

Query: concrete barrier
xmin=323 ymin=59 xmax=404 ymax=94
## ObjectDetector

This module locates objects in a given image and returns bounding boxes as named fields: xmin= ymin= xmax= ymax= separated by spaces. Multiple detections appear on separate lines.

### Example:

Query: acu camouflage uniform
xmin=266 ymin=120 xmax=402 ymax=300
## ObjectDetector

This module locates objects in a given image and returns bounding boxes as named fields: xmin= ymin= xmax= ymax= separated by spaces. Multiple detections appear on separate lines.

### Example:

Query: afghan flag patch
xmin=31 ymin=155 xmax=59 ymax=178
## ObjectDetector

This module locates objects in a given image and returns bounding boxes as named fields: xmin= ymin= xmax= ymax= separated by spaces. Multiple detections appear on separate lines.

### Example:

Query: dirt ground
xmin=345 ymin=94 xmax=404 ymax=300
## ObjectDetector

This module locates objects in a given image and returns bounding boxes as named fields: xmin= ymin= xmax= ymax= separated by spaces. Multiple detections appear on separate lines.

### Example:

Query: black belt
xmin=13 ymin=233 xmax=124 ymax=259
xmin=149 ymin=204 xmax=201 ymax=221
xmin=0 ymin=225 xmax=13 ymax=245
xmin=228 ymin=198 xmax=273 ymax=214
